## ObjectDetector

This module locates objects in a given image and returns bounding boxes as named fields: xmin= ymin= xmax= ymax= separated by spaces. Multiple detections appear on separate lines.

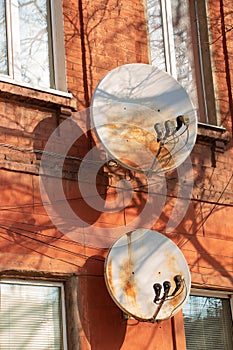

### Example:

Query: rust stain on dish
xmin=166 ymin=255 xmax=177 ymax=270
xmin=119 ymin=257 xmax=137 ymax=300
xmin=104 ymin=123 xmax=174 ymax=170
xmin=104 ymin=123 xmax=160 ymax=154
xmin=118 ymin=231 xmax=138 ymax=303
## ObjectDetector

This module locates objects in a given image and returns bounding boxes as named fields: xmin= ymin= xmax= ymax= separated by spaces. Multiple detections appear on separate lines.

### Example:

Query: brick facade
xmin=0 ymin=0 xmax=232 ymax=349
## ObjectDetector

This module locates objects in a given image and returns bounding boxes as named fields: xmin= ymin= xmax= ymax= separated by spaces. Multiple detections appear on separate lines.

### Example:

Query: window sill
xmin=0 ymin=80 xmax=77 ymax=112
xmin=197 ymin=122 xmax=230 ymax=152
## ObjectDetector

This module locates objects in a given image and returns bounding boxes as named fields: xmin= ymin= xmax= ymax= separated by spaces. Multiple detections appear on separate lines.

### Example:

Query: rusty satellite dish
xmin=104 ymin=228 xmax=191 ymax=322
xmin=91 ymin=63 xmax=197 ymax=174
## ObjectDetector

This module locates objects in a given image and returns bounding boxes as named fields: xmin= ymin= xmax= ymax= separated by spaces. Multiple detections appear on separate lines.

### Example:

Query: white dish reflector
xmin=104 ymin=229 xmax=191 ymax=322
xmin=91 ymin=64 xmax=197 ymax=173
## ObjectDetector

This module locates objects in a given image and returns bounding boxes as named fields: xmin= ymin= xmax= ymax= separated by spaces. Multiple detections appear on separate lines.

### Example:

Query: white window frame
xmin=50 ymin=0 xmax=67 ymax=92
xmin=1 ymin=0 xmax=69 ymax=96
xmin=146 ymin=0 xmax=196 ymax=91
xmin=193 ymin=0 xmax=220 ymax=125
xmin=183 ymin=288 xmax=233 ymax=349
xmin=0 ymin=278 xmax=68 ymax=350
xmin=146 ymin=0 xmax=219 ymax=126
xmin=159 ymin=0 xmax=177 ymax=78
xmin=190 ymin=288 xmax=233 ymax=320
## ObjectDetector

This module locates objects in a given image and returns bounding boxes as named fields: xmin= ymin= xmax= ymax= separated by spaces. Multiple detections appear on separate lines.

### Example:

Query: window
xmin=146 ymin=0 xmax=218 ymax=125
xmin=183 ymin=290 xmax=233 ymax=350
xmin=0 ymin=280 xmax=67 ymax=350
xmin=0 ymin=0 xmax=67 ymax=92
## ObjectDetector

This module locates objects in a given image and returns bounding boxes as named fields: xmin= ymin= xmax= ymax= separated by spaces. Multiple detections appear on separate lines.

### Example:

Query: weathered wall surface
xmin=0 ymin=0 xmax=232 ymax=349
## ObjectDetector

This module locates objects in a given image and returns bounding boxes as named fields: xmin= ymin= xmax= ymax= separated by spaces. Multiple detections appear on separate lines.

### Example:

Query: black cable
xmin=0 ymin=224 xmax=106 ymax=262
xmin=179 ymin=172 xmax=233 ymax=248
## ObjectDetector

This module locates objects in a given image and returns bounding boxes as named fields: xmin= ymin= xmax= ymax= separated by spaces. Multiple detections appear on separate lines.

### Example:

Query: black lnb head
xmin=153 ymin=283 xmax=162 ymax=303
xmin=174 ymin=274 xmax=182 ymax=285
xmin=176 ymin=115 xmax=184 ymax=131
xmin=172 ymin=275 xmax=183 ymax=296
xmin=163 ymin=281 xmax=171 ymax=296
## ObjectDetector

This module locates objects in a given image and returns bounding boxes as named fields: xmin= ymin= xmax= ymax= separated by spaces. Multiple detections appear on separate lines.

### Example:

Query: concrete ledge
xmin=197 ymin=122 xmax=230 ymax=152
xmin=0 ymin=81 xmax=77 ymax=111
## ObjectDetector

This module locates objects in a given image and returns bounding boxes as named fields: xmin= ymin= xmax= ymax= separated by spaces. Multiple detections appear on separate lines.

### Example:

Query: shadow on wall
xmin=79 ymin=255 xmax=127 ymax=350
xmin=34 ymin=114 xmax=107 ymax=230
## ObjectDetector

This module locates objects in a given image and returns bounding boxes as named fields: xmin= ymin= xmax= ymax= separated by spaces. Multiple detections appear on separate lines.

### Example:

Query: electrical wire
xmin=0 ymin=123 xmax=190 ymax=175
xmin=0 ymin=171 xmax=232 ymax=217
xmin=0 ymin=142 xmax=106 ymax=164
xmin=0 ymin=224 xmax=107 ymax=262
xmin=1 ymin=143 xmax=232 ymax=288
xmin=0 ymin=222 xmax=91 ymax=248
xmin=0 ymin=229 xmax=81 ymax=269
xmin=179 ymin=172 xmax=233 ymax=249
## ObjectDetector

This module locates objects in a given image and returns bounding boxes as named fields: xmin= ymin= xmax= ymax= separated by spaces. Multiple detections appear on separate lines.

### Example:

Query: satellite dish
xmin=104 ymin=228 xmax=191 ymax=322
xmin=91 ymin=63 xmax=197 ymax=174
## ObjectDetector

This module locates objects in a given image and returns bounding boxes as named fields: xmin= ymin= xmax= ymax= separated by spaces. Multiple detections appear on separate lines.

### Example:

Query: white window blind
xmin=183 ymin=294 xmax=233 ymax=350
xmin=0 ymin=281 xmax=66 ymax=350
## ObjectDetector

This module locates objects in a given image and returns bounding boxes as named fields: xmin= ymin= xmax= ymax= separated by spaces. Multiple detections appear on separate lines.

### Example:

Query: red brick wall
xmin=0 ymin=0 xmax=232 ymax=349
xmin=63 ymin=0 xmax=149 ymax=108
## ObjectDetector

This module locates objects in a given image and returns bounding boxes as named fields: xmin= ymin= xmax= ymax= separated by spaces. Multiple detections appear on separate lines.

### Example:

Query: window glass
xmin=146 ymin=0 xmax=198 ymax=110
xmin=0 ymin=282 xmax=64 ymax=350
xmin=183 ymin=295 xmax=233 ymax=350
xmin=0 ymin=0 xmax=68 ymax=91
xmin=18 ymin=0 xmax=53 ymax=87
xmin=147 ymin=0 xmax=166 ymax=71
xmin=0 ymin=0 xmax=8 ymax=74
xmin=170 ymin=0 xmax=195 ymax=96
